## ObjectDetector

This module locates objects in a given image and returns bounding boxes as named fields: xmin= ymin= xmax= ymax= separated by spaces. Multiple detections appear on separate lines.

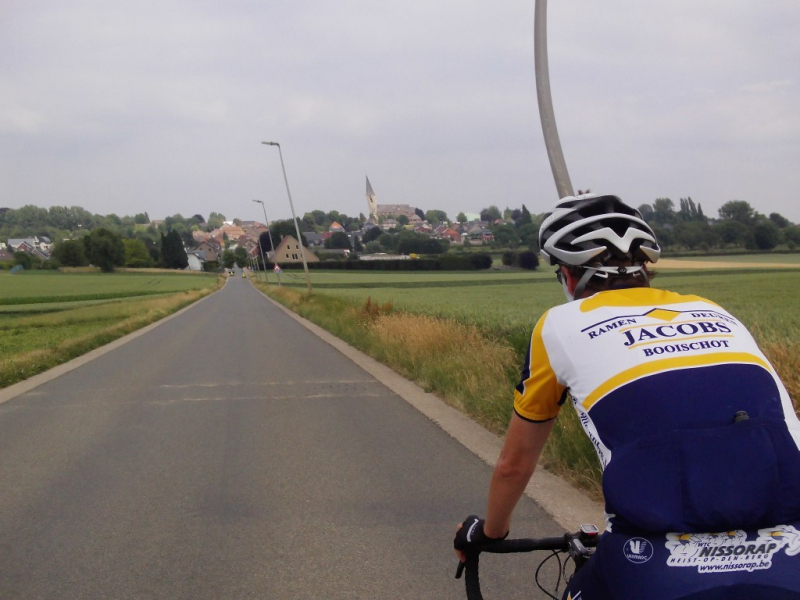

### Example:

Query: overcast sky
xmin=2 ymin=0 xmax=799 ymax=225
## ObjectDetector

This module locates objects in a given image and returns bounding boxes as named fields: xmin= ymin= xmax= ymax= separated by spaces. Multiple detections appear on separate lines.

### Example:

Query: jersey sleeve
xmin=513 ymin=311 xmax=567 ymax=422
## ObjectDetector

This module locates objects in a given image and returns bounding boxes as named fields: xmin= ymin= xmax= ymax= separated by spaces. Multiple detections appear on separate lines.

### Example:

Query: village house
xmin=467 ymin=225 xmax=494 ymax=244
xmin=248 ymin=245 xmax=263 ymax=261
xmin=8 ymin=237 xmax=52 ymax=255
xmin=437 ymin=226 xmax=462 ymax=244
xmin=9 ymin=239 xmax=37 ymax=254
xmin=272 ymin=235 xmax=319 ymax=265
xmin=381 ymin=219 xmax=399 ymax=232
xmin=185 ymin=251 xmax=205 ymax=272
xmin=220 ymin=225 xmax=245 ymax=240
xmin=241 ymin=221 xmax=268 ymax=236
xmin=197 ymin=240 xmax=221 ymax=262
xmin=376 ymin=204 xmax=416 ymax=219
xmin=7 ymin=239 xmax=50 ymax=260
xmin=192 ymin=230 xmax=211 ymax=244
xmin=303 ymin=232 xmax=324 ymax=247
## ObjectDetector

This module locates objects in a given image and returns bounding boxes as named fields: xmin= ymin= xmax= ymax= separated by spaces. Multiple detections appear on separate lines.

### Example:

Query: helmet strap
xmin=572 ymin=263 xmax=649 ymax=299
xmin=572 ymin=268 xmax=597 ymax=300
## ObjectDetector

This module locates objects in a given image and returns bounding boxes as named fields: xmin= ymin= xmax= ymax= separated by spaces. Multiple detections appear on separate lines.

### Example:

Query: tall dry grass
xmin=370 ymin=312 xmax=519 ymax=431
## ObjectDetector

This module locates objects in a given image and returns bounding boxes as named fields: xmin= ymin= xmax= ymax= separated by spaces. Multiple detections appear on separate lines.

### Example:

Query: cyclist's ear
xmin=562 ymin=267 xmax=580 ymax=295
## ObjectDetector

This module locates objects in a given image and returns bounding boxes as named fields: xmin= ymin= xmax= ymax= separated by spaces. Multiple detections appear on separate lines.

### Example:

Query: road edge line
xmin=254 ymin=286 xmax=606 ymax=530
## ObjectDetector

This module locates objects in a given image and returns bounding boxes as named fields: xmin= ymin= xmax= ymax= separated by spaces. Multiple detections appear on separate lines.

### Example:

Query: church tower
xmin=366 ymin=176 xmax=378 ymax=222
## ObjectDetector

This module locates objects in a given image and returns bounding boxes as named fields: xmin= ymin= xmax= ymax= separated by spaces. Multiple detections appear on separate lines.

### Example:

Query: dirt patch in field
xmin=656 ymin=259 xmax=800 ymax=270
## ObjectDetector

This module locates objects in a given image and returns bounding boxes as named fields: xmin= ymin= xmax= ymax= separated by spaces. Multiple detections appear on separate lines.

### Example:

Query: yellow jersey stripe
xmin=580 ymin=287 xmax=713 ymax=312
xmin=582 ymin=352 xmax=773 ymax=410
xmin=514 ymin=313 xmax=565 ymax=422
xmin=624 ymin=334 xmax=734 ymax=350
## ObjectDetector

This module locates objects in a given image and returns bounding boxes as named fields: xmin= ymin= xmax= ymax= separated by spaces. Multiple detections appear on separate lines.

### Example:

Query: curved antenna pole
xmin=535 ymin=0 xmax=574 ymax=199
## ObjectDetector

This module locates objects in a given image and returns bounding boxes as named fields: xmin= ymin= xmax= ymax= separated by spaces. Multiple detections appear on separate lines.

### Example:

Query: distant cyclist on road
xmin=455 ymin=194 xmax=800 ymax=598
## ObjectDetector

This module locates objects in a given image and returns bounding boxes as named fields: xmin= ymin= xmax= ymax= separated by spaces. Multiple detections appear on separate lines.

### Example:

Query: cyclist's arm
xmin=484 ymin=413 xmax=555 ymax=538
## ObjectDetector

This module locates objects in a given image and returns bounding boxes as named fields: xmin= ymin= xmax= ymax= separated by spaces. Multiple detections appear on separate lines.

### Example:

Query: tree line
xmin=44 ymin=229 xmax=189 ymax=272
xmin=461 ymin=199 xmax=799 ymax=253
xmin=0 ymin=206 xmax=230 ymax=271
xmin=2 ymin=194 xmax=798 ymax=274
xmin=637 ymin=198 xmax=799 ymax=251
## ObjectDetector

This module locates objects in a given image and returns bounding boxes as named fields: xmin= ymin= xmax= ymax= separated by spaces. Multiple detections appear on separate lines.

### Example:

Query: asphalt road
xmin=0 ymin=276 xmax=566 ymax=599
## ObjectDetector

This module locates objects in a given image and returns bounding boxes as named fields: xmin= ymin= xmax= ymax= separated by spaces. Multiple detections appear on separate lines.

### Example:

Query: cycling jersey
xmin=514 ymin=287 xmax=800 ymax=534
xmin=563 ymin=522 xmax=800 ymax=600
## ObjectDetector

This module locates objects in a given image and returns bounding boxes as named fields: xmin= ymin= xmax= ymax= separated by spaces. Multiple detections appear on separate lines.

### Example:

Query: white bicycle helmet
xmin=539 ymin=194 xmax=661 ymax=300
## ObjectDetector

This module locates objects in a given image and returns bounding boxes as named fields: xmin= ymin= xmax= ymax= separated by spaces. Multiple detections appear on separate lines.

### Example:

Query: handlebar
xmin=456 ymin=526 xmax=600 ymax=600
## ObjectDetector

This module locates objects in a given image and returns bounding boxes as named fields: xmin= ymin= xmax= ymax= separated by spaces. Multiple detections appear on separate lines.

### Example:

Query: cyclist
xmin=455 ymin=194 xmax=800 ymax=598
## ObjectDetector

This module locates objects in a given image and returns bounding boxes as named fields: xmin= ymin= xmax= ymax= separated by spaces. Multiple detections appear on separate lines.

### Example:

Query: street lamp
xmin=534 ymin=0 xmax=574 ymax=199
xmin=252 ymin=199 xmax=280 ymax=285
xmin=261 ymin=141 xmax=312 ymax=293
xmin=251 ymin=200 xmax=269 ymax=284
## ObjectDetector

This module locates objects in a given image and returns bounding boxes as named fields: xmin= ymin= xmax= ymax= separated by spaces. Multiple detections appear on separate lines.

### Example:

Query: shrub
xmin=275 ymin=253 xmax=493 ymax=271
xmin=500 ymin=250 xmax=540 ymax=270
xmin=51 ymin=239 xmax=88 ymax=267
xmin=13 ymin=251 xmax=35 ymax=270
xmin=468 ymin=253 xmax=493 ymax=269
xmin=518 ymin=251 xmax=540 ymax=270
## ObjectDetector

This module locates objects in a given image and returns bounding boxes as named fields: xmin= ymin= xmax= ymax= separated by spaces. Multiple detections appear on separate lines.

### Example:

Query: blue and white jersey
xmin=515 ymin=287 xmax=800 ymax=534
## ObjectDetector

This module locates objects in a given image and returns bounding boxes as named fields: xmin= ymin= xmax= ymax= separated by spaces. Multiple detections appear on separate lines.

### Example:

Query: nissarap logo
xmin=665 ymin=526 xmax=800 ymax=574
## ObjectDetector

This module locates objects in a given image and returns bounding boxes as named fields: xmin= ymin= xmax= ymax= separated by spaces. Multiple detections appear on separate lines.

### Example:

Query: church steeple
xmin=366 ymin=176 xmax=378 ymax=222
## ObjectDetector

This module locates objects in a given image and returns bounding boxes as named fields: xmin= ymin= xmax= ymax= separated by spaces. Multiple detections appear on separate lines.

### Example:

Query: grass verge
xmin=0 ymin=278 xmax=223 ymax=389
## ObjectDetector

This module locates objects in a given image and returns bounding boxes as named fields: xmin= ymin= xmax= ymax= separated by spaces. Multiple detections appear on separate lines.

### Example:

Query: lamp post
xmin=257 ymin=238 xmax=268 ymax=283
xmin=251 ymin=200 xmax=269 ymax=284
xmin=261 ymin=141 xmax=312 ymax=293
xmin=252 ymin=199 xmax=279 ymax=285
xmin=534 ymin=0 xmax=574 ymax=199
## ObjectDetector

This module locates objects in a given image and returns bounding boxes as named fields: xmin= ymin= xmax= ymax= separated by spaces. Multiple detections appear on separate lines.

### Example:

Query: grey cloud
xmin=1 ymin=0 xmax=798 ymax=223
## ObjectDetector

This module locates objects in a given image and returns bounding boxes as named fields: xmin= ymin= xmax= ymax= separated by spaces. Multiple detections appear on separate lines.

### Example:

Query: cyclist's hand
xmin=454 ymin=515 xmax=508 ymax=563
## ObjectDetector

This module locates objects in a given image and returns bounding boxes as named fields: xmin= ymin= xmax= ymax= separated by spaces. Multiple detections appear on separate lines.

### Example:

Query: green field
xmin=0 ymin=271 xmax=222 ymax=388
xmin=273 ymin=269 xmax=551 ymax=286
xmin=672 ymin=254 xmax=800 ymax=265
xmin=271 ymin=266 xmax=800 ymax=382
xmin=0 ymin=271 xmax=217 ymax=308
xmin=284 ymin=269 xmax=799 ymax=337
